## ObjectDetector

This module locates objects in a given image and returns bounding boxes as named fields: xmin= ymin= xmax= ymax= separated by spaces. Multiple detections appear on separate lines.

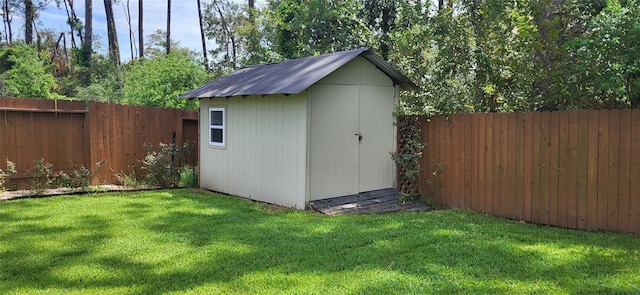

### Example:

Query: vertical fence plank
xmin=134 ymin=106 xmax=144 ymax=168
xmin=0 ymin=109 xmax=7 ymax=163
xmin=540 ymin=112 xmax=551 ymax=225
xmin=492 ymin=114 xmax=502 ymax=215
xmin=113 ymin=104 xmax=123 ymax=184
xmin=607 ymin=110 xmax=621 ymax=232
xmin=443 ymin=116 xmax=453 ymax=208
xmin=509 ymin=113 xmax=519 ymax=219
xmin=452 ymin=115 xmax=461 ymax=208
xmin=630 ymin=110 xmax=640 ymax=234
xmin=576 ymin=110 xmax=589 ymax=230
xmin=514 ymin=113 xmax=524 ymax=220
xmin=531 ymin=112 xmax=542 ymax=224
xmin=57 ymin=113 xmax=68 ymax=167
xmin=23 ymin=112 xmax=35 ymax=170
xmin=477 ymin=114 xmax=486 ymax=213
xmin=566 ymin=111 xmax=579 ymax=229
xmin=557 ymin=111 xmax=570 ymax=228
xmin=30 ymin=113 xmax=42 ymax=163
xmin=499 ymin=114 xmax=509 ymax=218
xmin=523 ymin=112 xmax=533 ymax=222
xmin=456 ymin=115 xmax=465 ymax=208
xmin=485 ymin=113 xmax=494 ymax=214
xmin=429 ymin=117 xmax=440 ymax=201
xmin=618 ymin=109 xmax=631 ymax=233
xmin=597 ymin=110 xmax=610 ymax=230
xmin=549 ymin=112 xmax=560 ymax=227
xmin=440 ymin=116 xmax=453 ymax=206
xmin=433 ymin=116 xmax=441 ymax=200
xmin=587 ymin=110 xmax=599 ymax=230
xmin=464 ymin=114 xmax=473 ymax=209
xmin=94 ymin=102 xmax=106 ymax=181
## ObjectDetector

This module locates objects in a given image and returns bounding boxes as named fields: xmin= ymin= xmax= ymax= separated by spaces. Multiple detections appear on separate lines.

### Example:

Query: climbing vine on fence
xmin=391 ymin=116 xmax=425 ymax=200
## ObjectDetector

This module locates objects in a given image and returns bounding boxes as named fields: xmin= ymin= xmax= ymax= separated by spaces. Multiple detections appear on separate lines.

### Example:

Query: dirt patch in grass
xmin=0 ymin=185 xmax=159 ymax=201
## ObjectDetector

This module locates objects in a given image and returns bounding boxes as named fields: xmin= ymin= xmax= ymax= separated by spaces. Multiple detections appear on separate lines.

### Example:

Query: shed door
xmin=310 ymin=85 xmax=395 ymax=201
xmin=310 ymin=86 xmax=360 ymax=199
xmin=358 ymin=86 xmax=395 ymax=192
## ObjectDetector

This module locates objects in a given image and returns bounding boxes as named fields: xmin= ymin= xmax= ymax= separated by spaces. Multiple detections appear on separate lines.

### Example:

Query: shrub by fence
xmin=0 ymin=97 xmax=198 ymax=188
xmin=417 ymin=110 xmax=640 ymax=235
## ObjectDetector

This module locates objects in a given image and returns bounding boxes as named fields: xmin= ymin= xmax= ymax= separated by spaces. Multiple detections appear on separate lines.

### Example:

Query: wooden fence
xmin=0 ymin=97 xmax=198 ymax=187
xmin=418 ymin=110 xmax=640 ymax=235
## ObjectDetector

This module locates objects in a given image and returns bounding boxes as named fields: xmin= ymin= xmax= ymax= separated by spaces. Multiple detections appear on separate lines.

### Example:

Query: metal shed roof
xmin=179 ymin=48 xmax=420 ymax=99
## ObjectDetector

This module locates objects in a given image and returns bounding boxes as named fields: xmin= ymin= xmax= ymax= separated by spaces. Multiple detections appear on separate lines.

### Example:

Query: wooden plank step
xmin=310 ymin=188 xmax=431 ymax=215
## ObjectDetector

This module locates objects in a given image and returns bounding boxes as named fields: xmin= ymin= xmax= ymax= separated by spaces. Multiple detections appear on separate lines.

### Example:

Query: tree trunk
xmin=138 ymin=0 xmax=143 ymax=58
xmin=125 ymin=0 xmax=134 ymax=60
xmin=166 ymin=0 xmax=171 ymax=54
xmin=104 ymin=0 xmax=120 ymax=64
xmin=63 ymin=0 xmax=76 ymax=48
xmin=248 ymin=0 xmax=253 ymax=8
xmin=24 ymin=0 xmax=34 ymax=44
xmin=468 ymin=0 xmax=491 ymax=111
xmin=3 ymin=0 xmax=13 ymax=43
xmin=84 ymin=0 xmax=92 ymax=65
xmin=197 ymin=0 xmax=208 ymax=70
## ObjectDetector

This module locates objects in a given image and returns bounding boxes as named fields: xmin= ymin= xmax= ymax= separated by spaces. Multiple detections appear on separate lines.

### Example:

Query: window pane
xmin=210 ymin=111 xmax=223 ymax=126
xmin=211 ymin=128 xmax=223 ymax=143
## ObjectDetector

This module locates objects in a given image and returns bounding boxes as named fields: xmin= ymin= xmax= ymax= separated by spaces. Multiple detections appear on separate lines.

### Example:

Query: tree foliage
xmin=0 ymin=44 xmax=57 ymax=98
xmin=0 ymin=0 xmax=637 ymax=113
xmin=123 ymin=50 xmax=210 ymax=110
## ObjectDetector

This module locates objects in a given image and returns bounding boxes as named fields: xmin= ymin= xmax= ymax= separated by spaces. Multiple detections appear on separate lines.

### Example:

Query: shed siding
xmin=199 ymin=94 xmax=308 ymax=209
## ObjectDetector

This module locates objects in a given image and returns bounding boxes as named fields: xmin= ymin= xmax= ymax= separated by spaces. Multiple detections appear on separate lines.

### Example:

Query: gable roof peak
xmin=180 ymin=47 xmax=419 ymax=99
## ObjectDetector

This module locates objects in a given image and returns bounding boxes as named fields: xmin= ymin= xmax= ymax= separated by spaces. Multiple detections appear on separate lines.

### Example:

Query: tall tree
xmin=83 ymin=0 xmax=92 ymax=65
xmin=23 ymin=0 xmax=34 ymax=44
xmin=363 ymin=0 xmax=398 ymax=60
xmin=197 ymin=0 xmax=209 ymax=70
xmin=124 ymin=0 xmax=135 ymax=60
xmin=166 ymin=0 xmax=170 ymax=54
xmin=144 ymin=29 xmax=180 ymax=59
xmin=205 ymin=0 xmax=242 ymax=70
xmin=2 ymin=0 xmax=15 ymax=43
xmin=62 ymin=0 xmax=82 ymax=48
xmin=138 ymin=0 xmax=143 ymax=57
xmin=103 ymin=0 xmax=120 ymax=64
xmin=266 ymin=0 xmax=369 ymax=59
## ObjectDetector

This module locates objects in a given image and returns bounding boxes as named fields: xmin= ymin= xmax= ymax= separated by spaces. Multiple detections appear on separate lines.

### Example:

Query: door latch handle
xmin=355 ymin=133 xmax=363 ymax=141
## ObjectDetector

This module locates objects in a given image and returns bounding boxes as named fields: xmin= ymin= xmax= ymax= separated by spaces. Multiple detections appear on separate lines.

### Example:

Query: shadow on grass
xmin=0 ymin=189 xmax=638 ymax=294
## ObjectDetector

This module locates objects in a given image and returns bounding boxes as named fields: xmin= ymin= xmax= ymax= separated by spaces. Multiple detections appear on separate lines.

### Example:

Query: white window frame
xmin=209 ymin=107 xmax=225 ymax=147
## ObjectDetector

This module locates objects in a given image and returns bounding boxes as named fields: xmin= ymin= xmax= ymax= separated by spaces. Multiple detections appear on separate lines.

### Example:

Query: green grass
xmin=1 ymin=189 xmax=638 ymax=294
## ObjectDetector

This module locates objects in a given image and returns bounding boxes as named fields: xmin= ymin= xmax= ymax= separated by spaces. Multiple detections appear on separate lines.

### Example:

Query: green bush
xmin=179 ymin=166 xmax=198 ymax=188
xmin=141 ymin=142 xmax=193 ymax=187
xmin=26 ymin=158 xmax=55 ymax=195
xmin=57 ymin=161 xmax=105 ymax=189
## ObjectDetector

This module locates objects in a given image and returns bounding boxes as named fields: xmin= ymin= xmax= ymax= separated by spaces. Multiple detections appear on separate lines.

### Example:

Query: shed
xmin=180 ymin=48 xmax=419 ymax=209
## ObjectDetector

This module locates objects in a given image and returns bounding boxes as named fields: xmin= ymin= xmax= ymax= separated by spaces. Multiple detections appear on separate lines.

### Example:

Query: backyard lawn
xmin=0 ymin=189 xmax=638 ymax=294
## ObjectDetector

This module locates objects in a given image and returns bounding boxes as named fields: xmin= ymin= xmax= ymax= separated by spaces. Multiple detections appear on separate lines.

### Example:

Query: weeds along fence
xmin=0 ymin=97 xmax=198 ymax=188
xmin=417 ymin=110 xmax=640 ymax=235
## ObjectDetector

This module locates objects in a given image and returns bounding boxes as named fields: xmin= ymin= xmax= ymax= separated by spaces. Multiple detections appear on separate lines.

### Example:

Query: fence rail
xmin=417 ymin=110 xmax=640 ymax=235
xmin=0 ymin=97 xmax=198 ymax=187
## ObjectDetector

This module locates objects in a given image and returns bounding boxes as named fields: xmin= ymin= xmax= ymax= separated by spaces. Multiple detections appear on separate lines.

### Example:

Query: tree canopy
xmin=0 ymin=0 xmax=638 ymax=113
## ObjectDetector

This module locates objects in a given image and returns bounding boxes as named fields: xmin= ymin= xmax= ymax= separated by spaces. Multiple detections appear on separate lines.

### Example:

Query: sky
xmin=29 ymin=0 xmax=256 ymax=61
